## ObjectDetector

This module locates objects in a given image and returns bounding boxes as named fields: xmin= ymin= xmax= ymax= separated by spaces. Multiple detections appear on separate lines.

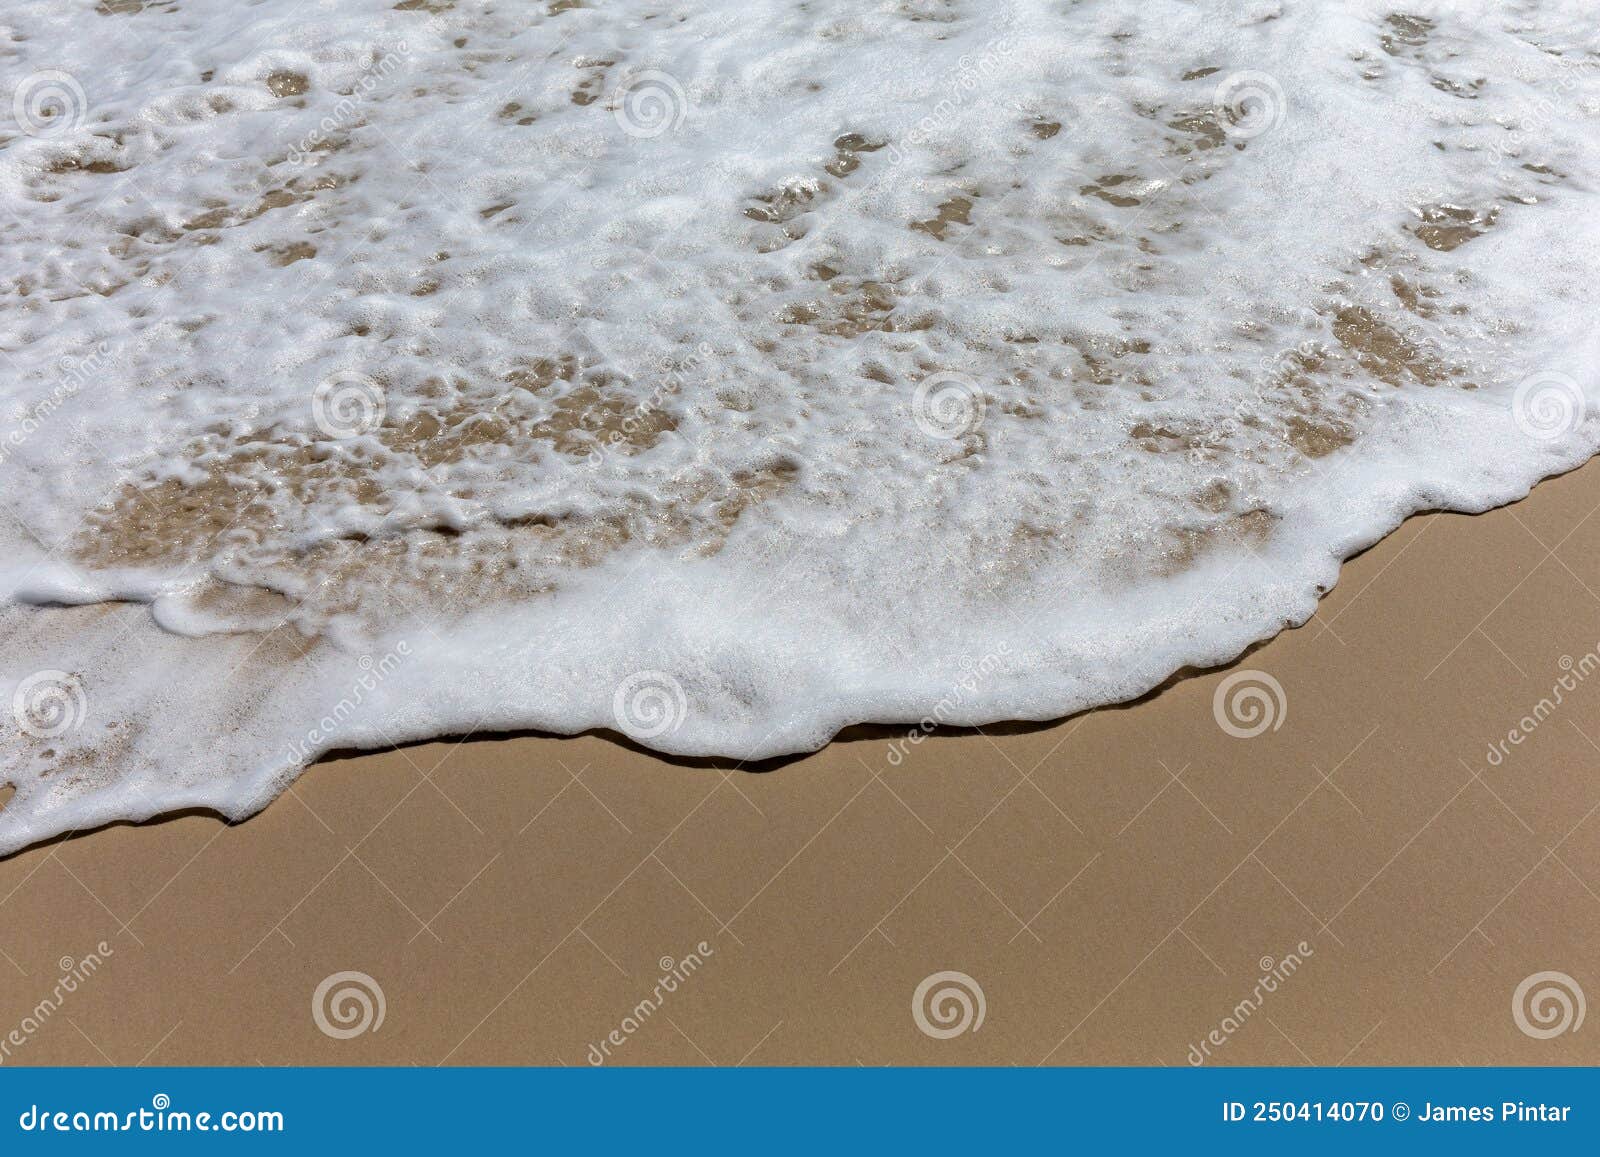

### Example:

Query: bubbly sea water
xmin=1 ymin=0 xmax=1597 ymax=853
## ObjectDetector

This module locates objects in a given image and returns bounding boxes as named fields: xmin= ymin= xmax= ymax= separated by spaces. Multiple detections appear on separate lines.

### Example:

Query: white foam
xmin=1 ymin=0 xmax=1598 ymax=853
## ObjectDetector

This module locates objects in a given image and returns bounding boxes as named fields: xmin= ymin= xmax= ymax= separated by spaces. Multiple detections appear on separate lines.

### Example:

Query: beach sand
xmin=3 ymin=461 xmax=1599 ymax=1067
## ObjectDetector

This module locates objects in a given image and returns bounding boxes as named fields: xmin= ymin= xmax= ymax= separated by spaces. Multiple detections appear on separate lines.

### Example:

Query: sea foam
xmin=1 ymin=0 xmax=1598 ymax=853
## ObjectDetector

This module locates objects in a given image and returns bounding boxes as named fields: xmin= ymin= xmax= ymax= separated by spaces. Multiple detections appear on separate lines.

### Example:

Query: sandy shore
xmin=3 ymin=462 xmax=1599 ymax=1066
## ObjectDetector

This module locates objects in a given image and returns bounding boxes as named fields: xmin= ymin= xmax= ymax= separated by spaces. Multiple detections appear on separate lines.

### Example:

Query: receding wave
xmin=1 ymin=0 xmax=1597 ymax=852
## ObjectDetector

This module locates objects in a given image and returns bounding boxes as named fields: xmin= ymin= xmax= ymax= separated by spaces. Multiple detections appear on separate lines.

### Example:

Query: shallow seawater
xmin=1 ymin=0 xmax=1598 ymax=852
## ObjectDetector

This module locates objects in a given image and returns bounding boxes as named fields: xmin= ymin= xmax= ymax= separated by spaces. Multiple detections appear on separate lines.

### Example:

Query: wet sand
xmin=2 ymin=460 xmax=1599 ymax=1065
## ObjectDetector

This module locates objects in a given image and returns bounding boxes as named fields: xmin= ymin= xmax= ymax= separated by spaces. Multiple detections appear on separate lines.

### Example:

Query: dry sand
xmin=3 ymin=461 xmax=1599 ymax=1066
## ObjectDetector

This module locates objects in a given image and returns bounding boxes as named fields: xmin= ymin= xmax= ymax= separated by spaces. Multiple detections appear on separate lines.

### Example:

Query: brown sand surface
xmin=3 ymin=462 xmax=1600 ymax=1067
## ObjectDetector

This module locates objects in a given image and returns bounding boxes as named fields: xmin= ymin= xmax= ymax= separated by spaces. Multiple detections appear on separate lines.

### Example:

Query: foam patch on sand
xmin=1 ymin=0 xmax=1598 ymax=851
